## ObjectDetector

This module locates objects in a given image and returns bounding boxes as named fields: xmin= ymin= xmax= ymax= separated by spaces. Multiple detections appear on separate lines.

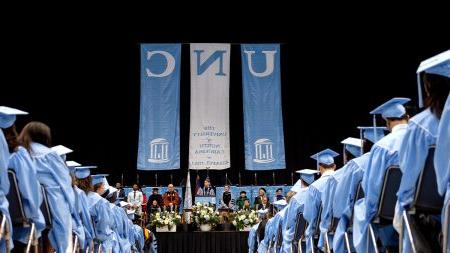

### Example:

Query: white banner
xmin=189 ymin=43 xmax=231 ymax=170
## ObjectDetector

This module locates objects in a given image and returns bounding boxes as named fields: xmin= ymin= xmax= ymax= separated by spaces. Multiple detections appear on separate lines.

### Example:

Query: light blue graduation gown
xmin=8 ymin=147 xmax=46 ymax=244
xmin=303 ymin=170 xmax=335 ymax=253
xmin=394 ymin=109 xmax=439 ymax=252
xmin=71 ymin=187 xmax=86 ymax=252
xmin=435 ymin=93 xmax=450 ymax=252
xmin=353 ymin=124 xmax=408 ymax=253
xmin=132 ymin=224 xmax=144 ymax=251
xmin=0 ymin=130 xmax=12 ymax=252
xmin=272 ymin=207 xmax=287 ymax=249
xmin=281 ymin=187 xmax=308 ymax=253
xmin=31 ymin=142 xmax=75 ymax=253
xmin=332 ymin=153 xmax=370 ymax=253
xmin=74 ymin=187 xmax=94 ymax=251
xmin=87 ymin=192 xmax=113 ymax=253
xmin=248 ymin=223 xmax=259 ymax=253
xmin=109 ymin=204 xmax=131 ymax=253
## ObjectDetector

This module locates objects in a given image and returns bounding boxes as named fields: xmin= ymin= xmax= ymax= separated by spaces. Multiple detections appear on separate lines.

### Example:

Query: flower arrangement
xmin=230 ymin=209 xmax=259 ymax=231
xmin=150 ymin=211 xmax=181 ymax=229
xmin=192 ymin=202 xmax=220 ymax=226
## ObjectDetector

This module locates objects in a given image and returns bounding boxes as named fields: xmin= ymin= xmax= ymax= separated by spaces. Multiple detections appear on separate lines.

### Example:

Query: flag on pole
xmin=184 ymin=171 xmax=193 ymax=209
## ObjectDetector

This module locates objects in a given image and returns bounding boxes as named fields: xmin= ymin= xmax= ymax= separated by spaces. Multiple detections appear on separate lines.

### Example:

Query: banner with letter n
xmin=241 ymin=44 xmax=286 ymax=170
xmin=189 ymin=43 xmax=231 ymax=170
xmin=137 ymin=44 xmax=181 ymax=170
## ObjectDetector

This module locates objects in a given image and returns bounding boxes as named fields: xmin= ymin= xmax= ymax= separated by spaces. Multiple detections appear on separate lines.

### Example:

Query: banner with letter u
xmin=241 ymin=44 xmax=286 ymax=170
xmin=189 ymin=43 xmax=231 ymax=170
xmin=137 ymin=44 xmax=181 ymax=170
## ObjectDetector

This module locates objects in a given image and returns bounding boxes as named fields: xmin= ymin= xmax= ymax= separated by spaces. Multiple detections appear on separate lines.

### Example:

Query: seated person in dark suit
xmin=147 ymin=199 xmax=162 ymax=215
xmin=148 ymin=187 xmax=163 ymax=207
xmin=257 ymin=196 xmax=271 ymax=211
xmin=254 ymin=187 xmax=267 ymax=206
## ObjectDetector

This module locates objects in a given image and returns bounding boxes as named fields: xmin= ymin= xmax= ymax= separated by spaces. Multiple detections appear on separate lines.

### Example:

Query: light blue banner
xmin=137 ymin=44 xmax=180 ymax=170
xmin=241 ymin=44 xmax=286 ymax=170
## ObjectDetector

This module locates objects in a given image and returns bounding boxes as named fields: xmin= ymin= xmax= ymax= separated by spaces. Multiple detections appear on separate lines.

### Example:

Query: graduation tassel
xmin=373 ymin=114 xmax=378 ymax=142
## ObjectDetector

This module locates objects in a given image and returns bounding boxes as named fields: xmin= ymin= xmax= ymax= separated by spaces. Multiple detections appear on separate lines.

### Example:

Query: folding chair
xmin=0 ymin=211 xmax=11 ymax=253
xmin=292 ymin=213 xmax=307 ymax=253
xmin=6 ymin=170 xmax=38 ymax=253
xmin=400 ymin=146 xmax=444 ymax=253
xmin=368 ymin=166 xmax=402 ymax=253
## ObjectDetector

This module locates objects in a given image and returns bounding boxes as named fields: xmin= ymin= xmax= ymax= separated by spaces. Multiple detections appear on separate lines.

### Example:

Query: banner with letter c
xmin=189 ymin=43 xmax=231 ymax=170
xmin=241 ymin=44 xmax=286 ymax=170
xmin=137 ymin=44 xmax=181 ymax=170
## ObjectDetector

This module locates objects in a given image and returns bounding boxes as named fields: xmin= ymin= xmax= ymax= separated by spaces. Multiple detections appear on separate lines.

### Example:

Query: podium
xmin=195 ymin=196 xmax=216 ymax=205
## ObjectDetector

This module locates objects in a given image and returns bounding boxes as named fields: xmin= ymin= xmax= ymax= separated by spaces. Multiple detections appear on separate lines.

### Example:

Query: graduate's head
xmin=370 ymin=98 xmax=410 ymax=132
xmin=93 ymin=182 xmax=105 ymax=195
xmin=240 ymin=191 xmax=247 ymax=197
xmin=133 ymin=184 xmax=139 ymax=191
xmin=424 ymin=73 xmax=450 ymax=119
xmin=3 ymin=124 xmax=19 ymax=153
xmin=258 ymin=188 xmax=266 ymax=196
xmin=311 ymin=149 xmax=339 ymax=174
xmin=19 ymin=121 xmax=52 ymax=153
xmin=319 ymin=163 xmax=336 ymax=174
xmin=77 ymin=176 xmax=93 ymax=193
xmin=384 ymin=114 xmax=409 ymax=131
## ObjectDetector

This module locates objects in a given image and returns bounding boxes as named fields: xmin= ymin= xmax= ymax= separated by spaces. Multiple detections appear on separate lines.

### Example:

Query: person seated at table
xmin=257 ymin=196 xmax=271 ymax=211
xmin=273 ymin=188 xmax=286 ymax=202
xmin=148 ymin=187 xmax=163 ymax=207
xmin=254 ymin=187 xmax=267 ymax=206
xmin=196 ymin=178 xmax=215 ymax=196
xmin=220 ymin=184 xmax=234 ymax=209
xmin=243 ymin=199 xmax=252 ymax=210
xmin=147 ymin=200 xmax=161 ymax=214
xmin=163 ymin=184 xmax=180 ymax=212
xmin=236 ymin=191 xmax=249 ymax=209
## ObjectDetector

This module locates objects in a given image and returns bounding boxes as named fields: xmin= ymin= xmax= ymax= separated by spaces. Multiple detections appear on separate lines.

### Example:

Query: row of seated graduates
xmin=248 ymin=50 xmax=450 ymax=253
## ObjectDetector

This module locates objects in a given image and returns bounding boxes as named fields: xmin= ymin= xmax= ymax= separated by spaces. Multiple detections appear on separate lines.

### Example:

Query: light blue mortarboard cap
xmin=0 ymin=106 xmax=28 ymax=129
xmin=310 ymin=149 xmax=339 ymax=169
xmin=91 ymin=174 xmax=108 ymax=185
xmin=66 ymin=161 xmax=81 ymax=174
xmin=416 ymin=50 xmax=450 ymax=108
xmin=341 ymin=137 xmax=362 ymax=163
xmin=295 ymin=169 xmax=319 ymax=185
xmin=357 ymin=126 xmax=387 ymax=144
xmin=74 ymin=166 xmax=97 ymax=179
xmin=369 ymin=97 xmax=410 ymax=141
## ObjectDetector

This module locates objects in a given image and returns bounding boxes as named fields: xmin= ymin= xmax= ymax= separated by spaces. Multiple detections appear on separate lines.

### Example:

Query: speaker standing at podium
xmin=196 ymin=178 xmax=215 ymax=196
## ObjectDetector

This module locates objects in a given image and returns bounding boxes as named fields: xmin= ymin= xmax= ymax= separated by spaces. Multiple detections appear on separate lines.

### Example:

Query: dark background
xmin=1 ymin=9 xmax=449 ymax=188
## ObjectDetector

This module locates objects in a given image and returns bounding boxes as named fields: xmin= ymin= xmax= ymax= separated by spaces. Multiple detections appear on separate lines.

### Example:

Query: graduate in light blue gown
xmin=271 ymin=199 xmax=288 ymax=251
xmin=0 ymin=106 xmax=28 ymax=252
xmin=319 ymin=138 xmax=362 ymax=251
xmin=74 ymin=166 xmax=96 ymax=251
xmin=394 ymin=50 xmax=450 ymax=252
xmin=87 ymin=174 xmax=114 ymax=253
xmin=53 ymin=145 xmax=88 ymax=252
xmin=281 ymin=169 xmax=318 ymax=253
xmin=19 ymin=121 xmax=77 ymax=253
xmin=303 ymin=149 xmax=339 ymax=253
xmin=114 ymin=203 xmax=132 ymax=253
xmin=353 ymin=98 xmax=410 ymax=253
xmin=332 ymin=127 xmax=385 ymax=253
xmin=248 ymin=222 xmax=260 ymax=253
xmin=436 ymin=93 xmax=450 ymax=252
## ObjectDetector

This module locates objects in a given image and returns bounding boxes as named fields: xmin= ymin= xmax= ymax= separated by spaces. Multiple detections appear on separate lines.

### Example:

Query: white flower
xmin=232 ymin=220 xmax=237 ymax=226
xmin=244 ymin=219 xmax=249 ymax=225
xmin=204 ymin=215 xmax=210 ymax=221
xmin=239 ymin=215 xmax=246 ymax=221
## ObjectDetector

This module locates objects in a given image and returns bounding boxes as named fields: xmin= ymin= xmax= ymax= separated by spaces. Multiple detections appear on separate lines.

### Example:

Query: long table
xmin=156 ymin=231 xmax=249 ymax=253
